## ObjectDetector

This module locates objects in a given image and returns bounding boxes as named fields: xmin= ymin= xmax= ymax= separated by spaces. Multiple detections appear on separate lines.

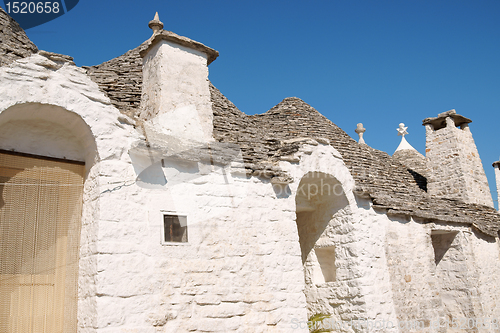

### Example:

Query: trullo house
xmin=1 ymin=9 xmax=500 ymax=333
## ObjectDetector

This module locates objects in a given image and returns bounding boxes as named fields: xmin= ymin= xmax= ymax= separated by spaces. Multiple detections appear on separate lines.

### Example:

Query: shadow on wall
xmin=294 ymin=171 xmax=356 ymax=319
xmin=295 ymin=171 xmax=348 ymax=265
xmin=0 ymin=103 xmax=97 ymax=169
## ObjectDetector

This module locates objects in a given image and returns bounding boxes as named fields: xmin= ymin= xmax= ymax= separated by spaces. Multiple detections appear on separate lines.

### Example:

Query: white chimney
xmin=139 ymin=13 xmax=219 ymax=143
xmin=494 ymin=159 xmax=500 ymax=210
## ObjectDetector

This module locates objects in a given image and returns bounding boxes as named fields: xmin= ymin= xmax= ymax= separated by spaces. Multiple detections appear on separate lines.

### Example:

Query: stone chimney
xmin=139 ymin=13 xmax=219 ymax=143
xmin=423 ymin=110 xmax=493 ymax=207
xmin=494 ymin=159 xmax=500 ymax=210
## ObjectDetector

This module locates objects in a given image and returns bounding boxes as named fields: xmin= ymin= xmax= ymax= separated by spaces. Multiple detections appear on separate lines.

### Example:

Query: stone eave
xmin=365 ymin=192 xmax=500 ymax=238
xmin=493 ymin=161 xmax=500 ymax=168
xmin=422 ymin=110 xmax=472 ymax=129
xmin=139 ymin=30 xmax=219 ymax=64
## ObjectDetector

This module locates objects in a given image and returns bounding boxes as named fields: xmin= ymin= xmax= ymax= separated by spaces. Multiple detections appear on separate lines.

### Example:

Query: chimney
xmin=139 ymin=13 xmax=219 ymax=143
xmin=423 ymin=110 xmax=494 ymax=207
xmin=494 ymin=159 xmax=500 ymax=210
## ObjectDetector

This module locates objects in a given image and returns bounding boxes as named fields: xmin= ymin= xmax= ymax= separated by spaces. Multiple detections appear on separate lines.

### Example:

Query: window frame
xmin=160 ymin=211 xmax=189 ymax=245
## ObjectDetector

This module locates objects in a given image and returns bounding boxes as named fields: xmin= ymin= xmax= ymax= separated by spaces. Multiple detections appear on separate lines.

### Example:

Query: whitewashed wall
xmin=141 ymin=40 xmax=213 ymax=143
xmin=1 ymin=53 xmax=500 ymax=333
xmin=0 ymin=53 xmax=137 ymax=333
xmin=495 ymin=165 xmax=500 ymax=211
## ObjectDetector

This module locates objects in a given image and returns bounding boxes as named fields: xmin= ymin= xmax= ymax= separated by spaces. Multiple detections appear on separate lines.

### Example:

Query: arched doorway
xmin=295 ymin=172 xmax=350 ymax=317
xmin=0 ymin=103 xmax=96 ymax=333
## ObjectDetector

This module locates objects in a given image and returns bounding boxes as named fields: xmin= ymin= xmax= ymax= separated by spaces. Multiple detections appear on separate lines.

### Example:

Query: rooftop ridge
xmin=261 ymin=97 xmax=327 ymax=121
xmin=85 ymin=45 xmax=144 ymax=119
xmin=0 ymin=7 xmax=38 ymax=67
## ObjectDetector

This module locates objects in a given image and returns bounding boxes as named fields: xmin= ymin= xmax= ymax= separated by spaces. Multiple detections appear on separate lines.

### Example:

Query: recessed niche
xmin=431 ymin=230 xmax=458 ymax=265
xmin=314 ymin=246 xmax=336 ymax=283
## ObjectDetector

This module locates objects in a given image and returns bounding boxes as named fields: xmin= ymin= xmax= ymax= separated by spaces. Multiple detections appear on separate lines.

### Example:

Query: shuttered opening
xmin=0 ymin=151 xmax=84 ymax=333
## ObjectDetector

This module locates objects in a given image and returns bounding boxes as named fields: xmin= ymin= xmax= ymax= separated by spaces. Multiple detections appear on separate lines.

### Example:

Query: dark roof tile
xmin=85 ymin=45 xmax=145 ymax=119
xmin=84 ymin=41 xmax=500 ymax=238
xmin=0 ymin=7 xmax=38 ymax=67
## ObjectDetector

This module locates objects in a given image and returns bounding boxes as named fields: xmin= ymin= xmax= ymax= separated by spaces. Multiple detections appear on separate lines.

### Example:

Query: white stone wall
xmin=92 ymin=164 xmax=304 ymax=332
xmin=2 ymin=53 xmax=500 ymax=333
xmin=141 ymin=40 xmax=214 ymax=143
xmin=380 ymin=216 xmax=500 ymax=332
xmin=0 ymin=54 xmax=138 ymax=333
xmin=469 ymin=229 xmax=500 ymax=320
xmin=495 ymin=165 xmax=500 ymax=210
xmin=281 ymin=144 xmax=403 ymax=332
xmin=86 ymin=141 xmax=360 ymax=332
xmin=348 ymin=200 xmax=401 ymax=332
xmin=383 ymin=217 xmax=442 ymax=327
xmin=425 ymin=118 xmax=493 ymax=207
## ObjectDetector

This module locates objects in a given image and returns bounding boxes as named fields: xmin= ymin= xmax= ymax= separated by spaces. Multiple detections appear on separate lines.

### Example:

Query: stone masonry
xmin=0 ymin=8 xmax=37 ymax=66
xmin=1 ymin=9 xmax=500 ymax=333
xmin=423 ymin=109 xmax=494 ymax=207
xmin=494 ymin=159 xmax=500 ymax=211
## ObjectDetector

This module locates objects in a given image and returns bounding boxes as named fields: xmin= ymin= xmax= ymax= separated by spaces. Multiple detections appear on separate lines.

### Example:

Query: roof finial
xmin=355 ymin=123 xmax=366 ymax=144
xmin=395 ymin=123 xmax=416 ymax=152
xmin=397 ymin=123 xmax=408 ymax=137
xmin=148 ymin=12 xmax=164 ymax=34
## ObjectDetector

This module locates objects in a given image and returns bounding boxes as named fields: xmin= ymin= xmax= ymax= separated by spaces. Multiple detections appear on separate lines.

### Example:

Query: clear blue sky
xmin=6 ymin=0 xmax=500 ymax=207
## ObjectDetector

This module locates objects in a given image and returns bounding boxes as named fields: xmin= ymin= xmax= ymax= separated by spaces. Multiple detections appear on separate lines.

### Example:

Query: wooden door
xmin=0 ymin=151 xmax=84 ymax=333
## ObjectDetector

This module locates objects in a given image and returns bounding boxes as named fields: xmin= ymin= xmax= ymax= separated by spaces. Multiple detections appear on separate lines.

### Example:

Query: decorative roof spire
xmin=148 ymin=12 xmax=164 ymax=34
xmin=397 ymin=123 xmax=408 ymax=137
xmin=355 ymin=123 xmax=366 ymax=144
xmin=395 ymin=123 xmax=416 ymax=152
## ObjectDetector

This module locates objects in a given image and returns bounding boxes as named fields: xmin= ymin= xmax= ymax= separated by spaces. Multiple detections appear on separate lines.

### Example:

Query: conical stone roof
xmin=0 ymin=7 xmax=37 ymax=67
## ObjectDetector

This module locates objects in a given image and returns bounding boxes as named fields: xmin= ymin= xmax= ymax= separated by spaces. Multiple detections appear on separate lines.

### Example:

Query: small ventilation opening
xmin=432 ymin=120 xmax=447 ymax=131
xmin=314 ymin=246 xmax=336 ymax=283
xmin=163 ymin=214 xmax=188 ymax=243
xmin=431 ymin=230 xmax=458 ymax=265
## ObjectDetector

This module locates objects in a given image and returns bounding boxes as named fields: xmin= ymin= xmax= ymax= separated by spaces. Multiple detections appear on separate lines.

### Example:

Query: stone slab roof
xmin=211 ymin=90 xmax=500 ymax=237
xmin=139 ymin=30 xmax=219 ymax=65
xmin=85 ymin=46 xmax=144 ymax=119
xmin=392 ymin=149 xmax=428 ymax=191
xmin=423 ymin=109 xmax=472 ymax=129
xmin=0 ymin=7 xmax=37 ymax=67
xmin=68 ymin=38 xmax=500 ymax=238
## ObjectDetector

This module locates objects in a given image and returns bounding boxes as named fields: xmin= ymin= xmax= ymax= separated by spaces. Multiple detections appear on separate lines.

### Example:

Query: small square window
xmin=163 ymin=214 xmax=188 ymax=243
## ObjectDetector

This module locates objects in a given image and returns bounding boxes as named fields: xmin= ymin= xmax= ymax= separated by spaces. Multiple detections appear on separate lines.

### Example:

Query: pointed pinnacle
xmin=148 ymin=12 xmax=164 ymax=34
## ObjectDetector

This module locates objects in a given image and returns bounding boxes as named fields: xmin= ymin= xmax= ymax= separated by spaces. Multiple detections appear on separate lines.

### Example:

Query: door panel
xmin=0 ymin=152 xmax=84 ymax=333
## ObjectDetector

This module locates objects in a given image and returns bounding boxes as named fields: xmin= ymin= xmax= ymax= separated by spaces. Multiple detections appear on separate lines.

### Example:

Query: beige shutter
xmin=0 ymin=152 xmax=84 ymax=333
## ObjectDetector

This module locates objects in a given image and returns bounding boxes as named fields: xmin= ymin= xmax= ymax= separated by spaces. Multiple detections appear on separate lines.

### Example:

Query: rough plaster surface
xmin=1 ymin=47 xmax=500 ymax=333
xmin=0 ymin=53 xmax=137 ymax=333
xmin=425 ymin=117 xmax=493 ymax=207
xmin=385 ymin=218 xmax=500 ymax=332
xmin=140 ymin=40 xmax=214 ymax=142
xmin=0 ymin=52 xmax=310 ymax=332
xmin=0 ymin=119 xmax=85 ymax=161
xmin=495 ymin=165 xmax=500 ymax=210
